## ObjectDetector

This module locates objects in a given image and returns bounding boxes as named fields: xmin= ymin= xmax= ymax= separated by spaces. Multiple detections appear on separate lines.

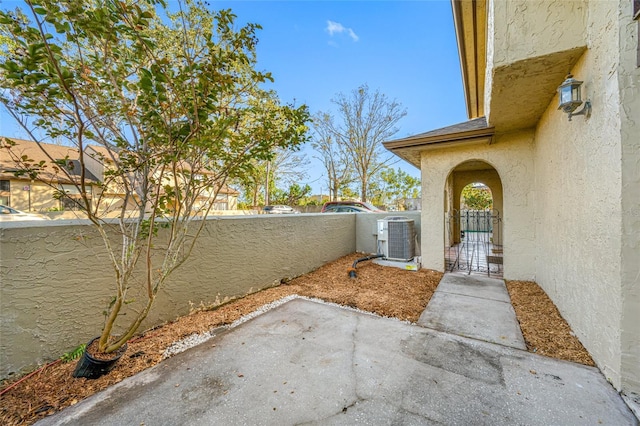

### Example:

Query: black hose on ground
xmin=348 ymin=254 xmax=385 ymax=279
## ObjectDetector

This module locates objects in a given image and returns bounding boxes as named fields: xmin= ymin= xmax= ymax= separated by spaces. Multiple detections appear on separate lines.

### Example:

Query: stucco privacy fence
xmin=0 ymin=212 xmax=420 ymax=379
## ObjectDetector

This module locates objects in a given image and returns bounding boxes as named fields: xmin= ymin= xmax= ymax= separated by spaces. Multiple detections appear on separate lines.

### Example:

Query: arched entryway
xmin=444 ymin=160 xmax=504 ymax=277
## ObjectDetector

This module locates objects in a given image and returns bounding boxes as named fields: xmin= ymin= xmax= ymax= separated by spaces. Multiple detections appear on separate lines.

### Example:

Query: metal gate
xmin=445 ymin=210 xmax=503 ymax=276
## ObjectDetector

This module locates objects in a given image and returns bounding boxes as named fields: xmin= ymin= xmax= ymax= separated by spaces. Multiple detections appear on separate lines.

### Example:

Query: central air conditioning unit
xmin=377 ymin=216 xmax=415 ymax=261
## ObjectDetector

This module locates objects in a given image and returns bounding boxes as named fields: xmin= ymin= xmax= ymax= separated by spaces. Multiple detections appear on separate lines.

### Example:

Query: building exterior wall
xmin=226 ymin=194 xmax=238 ymax=210
xmin=413 ymin=0 xmax=638 ymax=398
xmin=489 ymin=0 xmax=587 ymax=68
xmin=354 ymin=211 xmax=421 ymax=255
xmin=444 ymin=174 xmax=455 ymax=249
xmin=2 ymin=142 xmax=239 ymax=213
xmin=530 ymin=0 xmax=639 ymax=394
xmin=450 ymin=168 xmax=503 ymax=246
xmin=485 ymin=0 xmax=589 ymax=132
xmin=5 ymin=179 xmax=61 ymax=212
xmin=0 ymin=214 xmax=356 ymax=378
xmin=618 ymin=0 xmax=640 ymax=397
xmin=452 ymin=170 xmax=503 ymax=216
xmin=419 ymin=130 xmax=536 ymax=280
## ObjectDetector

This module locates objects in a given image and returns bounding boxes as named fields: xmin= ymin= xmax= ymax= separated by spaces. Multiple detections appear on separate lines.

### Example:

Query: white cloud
xmin=326 ymin=20 xmax=344 ymax=36
xmin=326 ymin=20 xmax=359 ymax=42
xmin=347 ymin=29 xmax=359 ymax=42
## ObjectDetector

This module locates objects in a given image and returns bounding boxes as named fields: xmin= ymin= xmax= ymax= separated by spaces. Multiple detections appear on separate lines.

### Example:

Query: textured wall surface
xmin=489 ymin=0 xmax=586 ymax=67
xmin=419 ymin=131 xmax=536 ymax=280
xmin=7 ymin=180 xmax=59 ymax=212
xmin=0 ymin=214 xmax=356 ymax=378
xmin=530 ymin=0 xmax=640 ymax=395
xmin=414 ymin=0 xmax=638 ymax=398
xmin=354 ymin=211 xmax=421 ymax=255
xmin=617 ymin=0 xmax=640 ymax=398
xmin=450 ymin=169 xmax=503 ymax=246
xmin=485 ymin=1 xmax=588 ymax=132
xmin=451 ymin=170 xmax=503 ymax=217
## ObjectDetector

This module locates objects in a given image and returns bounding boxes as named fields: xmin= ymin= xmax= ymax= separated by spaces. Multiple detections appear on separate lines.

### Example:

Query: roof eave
xmin=383 ymin=119 xmax=495 ymax=168
xmin=384 ymin=126 xmax=495 ymax=150
xmin=451 ymin=0 xmax=487 ymax=120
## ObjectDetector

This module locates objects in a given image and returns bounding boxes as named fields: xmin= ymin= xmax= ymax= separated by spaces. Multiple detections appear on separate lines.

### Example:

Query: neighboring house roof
xmin=221 ymin=185 xmax=239 ymax=196
xmin=2 ymin=137 xmax=240 ymax=197
xmin=85 ymin=144 xmax=117 ymax=164
xmin=0 ymin=137 xmax=100 ymax=184
xmin=84 ymin=144 xmax=239 ymax=196
xmin=383 ymin=117 xmax=495 ymax=167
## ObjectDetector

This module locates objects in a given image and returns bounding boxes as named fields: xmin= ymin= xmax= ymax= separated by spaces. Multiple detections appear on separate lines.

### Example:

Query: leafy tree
xmin=236 ymin=158 xmax=268 ymax=207
xmin=236 ymin=147 xmax=308 ymax=206
xmin=311 ymin=112 xmax=354 ymax=201
xmin=271 ymin=183 xmax=311 ymax=206
xmin=366 ymin=178 xmax=385 ymax=206
xmin=377 ymin=167 xmax=420 ymax=208
xmin=0 ymin=0 xmax=309 ymax=357
xmin=315 ymin=84 xmax=406 ymax=202
xmin=461 ymin=184 xmax=493 ymax=210
xmin=300 ymin=196 xmax=322 ymax=206
xmin=0 ymin=17 xmax=21 ymax=60
xmin=339 ymin=186 xmax=359 ymax=201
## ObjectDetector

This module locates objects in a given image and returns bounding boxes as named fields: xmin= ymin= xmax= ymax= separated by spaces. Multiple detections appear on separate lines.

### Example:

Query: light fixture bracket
xmin=567 ymin=100 xmax=591 ymax=121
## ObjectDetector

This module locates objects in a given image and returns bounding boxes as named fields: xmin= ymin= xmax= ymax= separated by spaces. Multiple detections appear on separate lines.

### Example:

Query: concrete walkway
xmin=37 ymin=276 xmax=638 ymax=425
xmin=418 ymin=273 xmax=527 ymax=350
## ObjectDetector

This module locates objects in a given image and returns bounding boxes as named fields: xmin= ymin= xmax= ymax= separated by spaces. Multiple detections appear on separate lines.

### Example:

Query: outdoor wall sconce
xmin=557 ymin=73 xmax=591 ymax=121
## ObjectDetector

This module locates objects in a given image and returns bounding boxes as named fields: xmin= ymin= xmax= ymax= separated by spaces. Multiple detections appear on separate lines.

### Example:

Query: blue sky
xmin=0 ymin=0 xmax=468 ymax=194
xmin=213 ymin=0 xmax=468 ymax=193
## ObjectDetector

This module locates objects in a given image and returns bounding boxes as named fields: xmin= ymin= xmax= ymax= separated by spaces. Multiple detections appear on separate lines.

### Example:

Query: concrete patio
xmin=37 ymin=275 xmax=637 ymax=425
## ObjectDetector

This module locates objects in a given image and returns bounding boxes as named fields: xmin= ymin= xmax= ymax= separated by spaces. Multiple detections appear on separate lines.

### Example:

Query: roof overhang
xmin=487 ymin=47 xmax=586 ymax=132
xmin=453 ymin=0 xmax=587 ymax=132
xmin=452 ymin=0 xmax=487 ymax=119
xmin=383 ymin=117 xmax=495 ymax=168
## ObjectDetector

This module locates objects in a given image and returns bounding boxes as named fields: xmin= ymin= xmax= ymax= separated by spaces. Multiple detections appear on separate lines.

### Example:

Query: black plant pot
xmin=73 ymin=337 xmax=127 ymax=379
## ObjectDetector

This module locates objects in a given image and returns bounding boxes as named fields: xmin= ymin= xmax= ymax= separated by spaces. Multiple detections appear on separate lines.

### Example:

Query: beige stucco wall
xmin=450 ymin=169 xmax=504 ymax=246
xmin=412 ymin=0 xmax=638 ymax=399
xmin=485 ymin=0 xmax=588 ymax=132
xmin=0 ymin=214 xmax=356 ymax=378
xmin=488 ymin=0 xmax=587 ymax=68
xmin=7 ymin=179 xmax=60 ymax=212
xmin=530 ymin=0 xmax=640 ymax=395
xmin=419 ymin=130 xmax=536 ymax=280
xmin=533 ymin=53 xmax=623 ymax=388
xmin=451 ymin=170 xmax=503 ymax=216
xmin=618 ymin=0 xmax=640 ymax=398
xmin=354 ymin=211 xmax=421 ymax=255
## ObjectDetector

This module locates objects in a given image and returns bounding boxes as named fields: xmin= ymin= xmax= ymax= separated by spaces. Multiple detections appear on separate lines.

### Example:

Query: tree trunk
xmin=252 ymin=187 xmax=259 ymax=207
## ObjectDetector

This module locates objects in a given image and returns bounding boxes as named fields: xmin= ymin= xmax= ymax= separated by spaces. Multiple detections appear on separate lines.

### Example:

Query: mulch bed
xmin=506 ymin=280 xmax=594 ymax=366
xmin=0 ymin=253 xmax=593 ymax=425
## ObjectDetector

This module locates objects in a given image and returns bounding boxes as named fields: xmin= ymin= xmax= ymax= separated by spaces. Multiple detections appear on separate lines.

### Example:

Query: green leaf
xmin=60 ymin=344 xmax=86 ymax=363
